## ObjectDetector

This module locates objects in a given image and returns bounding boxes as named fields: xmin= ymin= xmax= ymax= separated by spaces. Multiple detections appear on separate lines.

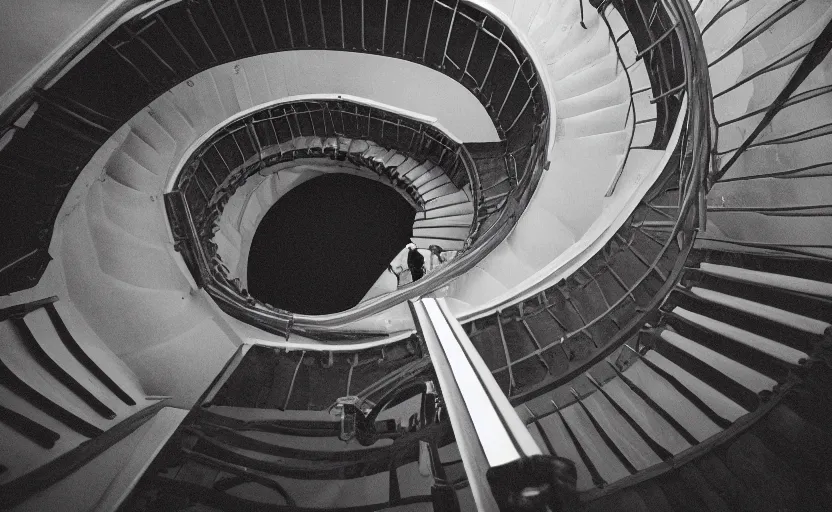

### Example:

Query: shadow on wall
xmin=247 ymin=173 xmax=415 ymax=315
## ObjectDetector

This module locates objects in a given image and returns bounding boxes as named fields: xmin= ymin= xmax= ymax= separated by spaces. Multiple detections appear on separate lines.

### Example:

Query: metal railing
xmin=475 ymin=0 xmax=714 ymax=403
xmin=166 ymin=96 xmax=549 ymax=339
xmin=0 ymin=0 xmax=550 ymax=302
xmin=598 ymin=0 xmax=685 ymax=196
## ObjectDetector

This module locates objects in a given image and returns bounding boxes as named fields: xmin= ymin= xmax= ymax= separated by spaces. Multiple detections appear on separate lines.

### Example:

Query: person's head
xmin=428 ymin=245 xmax=443 ymax=255
xmin=406 ymin=243 xmax=417 ymax=251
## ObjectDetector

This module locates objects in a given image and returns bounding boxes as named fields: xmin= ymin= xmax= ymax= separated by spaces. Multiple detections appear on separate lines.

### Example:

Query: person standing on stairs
xmin=427 ymin=244 xmax=446 ymax=273
xmin=407 ymin=242 xmax=426 ymax=282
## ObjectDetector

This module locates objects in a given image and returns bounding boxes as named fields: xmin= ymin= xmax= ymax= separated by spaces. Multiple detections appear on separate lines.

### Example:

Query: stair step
xmin=721 ymin=433 xmax=815 ymax=512
xmin=672 ymin=307 xmax=808 ymax=366
xmin=24 ymin=308 xmax=128 ymax=412
xmin=649 ymin=330 xmax=763 ymax=413
xmin=582 ymin=489 xmax=649 ymax=512
xmin=672 ymin=287 xmax=819 ymax=355
xmin=656 ymin=328 xmax=777 ymax=394
xmin=401 ymin=162 xmax=436 ymax=185
xmin=412 ymin=213 xmax=473 ymax=228
xmin=688 ymin=286 xmax=830 ymax=335
xmin=411 ymin=237 xmax=465 ymax=251
xmin=685 ymin=266 xmax=832 ymax=324
xmin=635 ymin=481 xmax=673 ymax=512
xmin=50 ymin=303 xmax=141 ymax=406
xmin=621 ymin=359 xmax=722 ymax=442
xmin=695 ymin=453 xmax=760 ymax=512
xmin=534 ymin=413 xmax=596 ymax=491
xmin=755 ymin=404 xmax=832 ymax=495
xmin=580 ymin=392 xmax=664 ymax=470
xmin=559 ymin=403 xmax=632 ymax=484
xmin=411 ymin=165 xmax=446 ymax=189
xmin=419 ymin=183 xmax=459 ymax=203
xmin=658 ymin=470 xmax=722 ymax=512
xmin=698 ymin=262 xmax=832 ymax=298
xmin=598 ymin=376 xmax=692 ymax=456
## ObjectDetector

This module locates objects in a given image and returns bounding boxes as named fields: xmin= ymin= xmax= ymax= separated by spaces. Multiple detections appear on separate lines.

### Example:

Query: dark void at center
xmin=248 ymin=173 xmax=415 ymax=315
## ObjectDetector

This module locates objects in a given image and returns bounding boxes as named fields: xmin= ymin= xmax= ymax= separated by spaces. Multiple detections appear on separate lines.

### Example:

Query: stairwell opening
xmin=247 ymin=173 xmax=416 ymax=315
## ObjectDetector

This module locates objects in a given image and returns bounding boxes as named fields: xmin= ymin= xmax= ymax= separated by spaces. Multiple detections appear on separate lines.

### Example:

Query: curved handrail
xmin=177 ymin=114 xmax=548 ymax=339
xmin=290 ymin=116 xmax=549 ymax=336
xmin=462 ymin=0 xmax=713 ymax=403
xmin=165 ymin=95 xmax=548 ymax=339
xmin=0 ymin=0 xmax=550 ymax=304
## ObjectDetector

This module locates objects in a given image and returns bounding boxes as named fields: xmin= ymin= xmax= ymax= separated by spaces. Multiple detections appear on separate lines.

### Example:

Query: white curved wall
xmin=18 ymin=49 xmax=498 ymax=405
xmin=203 ymin=50 xmax=499 ymax=143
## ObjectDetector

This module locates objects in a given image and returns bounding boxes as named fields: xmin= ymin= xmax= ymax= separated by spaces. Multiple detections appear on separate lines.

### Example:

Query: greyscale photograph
xmin=0 ymin=0 xmax=830 ymax=511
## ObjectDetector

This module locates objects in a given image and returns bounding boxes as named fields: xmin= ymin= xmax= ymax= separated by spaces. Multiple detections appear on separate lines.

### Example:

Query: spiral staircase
xmin=0 ymin=0 xmax=831 ymax=510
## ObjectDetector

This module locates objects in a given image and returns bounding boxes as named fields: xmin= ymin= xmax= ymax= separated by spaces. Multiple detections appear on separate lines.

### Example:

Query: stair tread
xmin=656 ymin=329 xmax=775 ymax=393
xmin=672 ymin=307 xmax=808 ymax=366
xmin=560 ymin=403 xmax=632 ymax=484
xmin=695 ymin=453 xmax=760 ymax=512
xmin=722 ymin=432 xmax=816 ymax=512
xmin=643 ymin=349 xmax=749 ymax=421
xmin=23 ymin=310 xmax=123 ymax=417
xmin=600 ymin=376 xmax=693 ymax=456
xmin=699 ymin=262 xmax=832 ymax=299
xmin=622 ymin=359 xmax=722 ymax=442
xmin=676 ymin=465 xmax=733 ymax=512
xmin=689 ymin=286 xmax=830 ymax=335
xmin=0 ymin=322 xmax=109 ymax=431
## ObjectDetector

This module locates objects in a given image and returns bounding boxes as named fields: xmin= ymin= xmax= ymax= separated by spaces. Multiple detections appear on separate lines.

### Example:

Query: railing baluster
xmin=200 ymin=160 xmax=218 ymax=187
xmin=460 ymin=15 xmax=481 ymax=81
xmin=523 ymin=404 xmax=557 ymax=455
xmin=495 ymin=312 xmax=516 ymax=393
xmin=441 ymin=0 xmax=460 ymax=69
xmin=480 ymin=26 xmax=505 ymax=96
xmin=260 ymin=0 xmax=278 ymax=51
xmin=422 ymin=0 xmax=436 ymax=61
xmin=206 ymin=0 xmax=236 ymax=56
xmin=184 ymin=7 xmax=217 ymax=63
xmin=233 ymin=0 xmax=256 ymax=53
xmin=296 ymin=0 xmax=309 ymax=47
xmin=156 ymin=14 xmax=198 ymax=68
xmin=360 ymin=0 xmax=366 ymax=50
xmin=108 ymin=41 xmax=150 ymax=84
xmin=339 ymin=0 xmax=345 ymax=48
xmin=246 ymin=121 xmax=263 ymax=169
xmin=402 ymin=0 xmax=412 ymax=55
xmin=626 ymin=345 xmax=733 ymax=428
xmin=381 ymin=0 xmax=389 ymax=53
xmin=496 ymin=62 xmax=523 ymax=120
xmin=212 ymin=144 xmax=232 ymax=175
xmin=319 ymin=0 xmax=327 ymax=47
xmin=282 ymin=350 xmax=306 ymax=410
xmin=283 ymin=0 xmax=295 ymax=47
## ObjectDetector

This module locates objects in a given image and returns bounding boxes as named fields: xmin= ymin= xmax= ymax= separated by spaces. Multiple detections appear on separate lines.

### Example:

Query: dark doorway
xmin=248 ymin=173 xmax=415 ymax=315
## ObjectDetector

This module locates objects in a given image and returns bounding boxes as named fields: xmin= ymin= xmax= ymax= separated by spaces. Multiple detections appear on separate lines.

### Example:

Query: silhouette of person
xmin=407 ymin=243 xmax=426 ymax=282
